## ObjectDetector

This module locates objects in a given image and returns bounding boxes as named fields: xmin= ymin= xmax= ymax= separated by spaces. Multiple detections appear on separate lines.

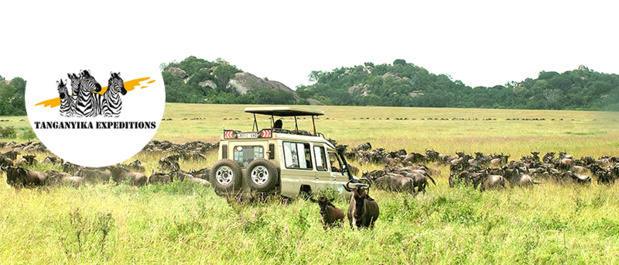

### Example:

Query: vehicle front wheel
xmin=210 ymin=159 xmax=243 ymax=192
xmin=245 ymin=159 xmax=279 ymax=192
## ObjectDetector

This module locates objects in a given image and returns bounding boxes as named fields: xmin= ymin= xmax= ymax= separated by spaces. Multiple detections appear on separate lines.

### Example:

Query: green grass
xmin=1 ymin=104 xmax=619 ymax=264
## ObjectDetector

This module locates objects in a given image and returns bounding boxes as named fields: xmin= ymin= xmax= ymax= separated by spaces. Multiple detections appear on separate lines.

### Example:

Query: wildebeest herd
xmin=340 ymin=142 xmax=619 ymax=194
xmin=0 ymin=140 xmax=216 ymax=190
xmin=2 ymin=140 xmax=618 ymax=232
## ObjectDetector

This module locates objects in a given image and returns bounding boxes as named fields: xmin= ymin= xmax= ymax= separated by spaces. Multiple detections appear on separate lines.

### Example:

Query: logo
xmin=26 ymin=66 xmax=165 ymax=167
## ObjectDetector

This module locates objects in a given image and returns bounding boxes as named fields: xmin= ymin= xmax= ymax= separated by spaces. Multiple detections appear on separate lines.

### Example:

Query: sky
xmin=1 ymin=0 xmax=617 ymax=90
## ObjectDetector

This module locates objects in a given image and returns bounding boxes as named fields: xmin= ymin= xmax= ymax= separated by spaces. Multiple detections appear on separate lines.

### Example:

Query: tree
xmin=393 ymin=59 xmax=407 ymax=66
xmin=10 ymin=77 xmax=26 ymax=95
xmin=213 ymin=59 xmax=241 ymax=92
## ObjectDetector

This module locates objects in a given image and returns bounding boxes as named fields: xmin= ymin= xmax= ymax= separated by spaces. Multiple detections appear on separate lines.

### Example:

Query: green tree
xmin=10 ymin=77 xmax=26 ymax=95
xmin=213 ymin=59 xmax=241 ymax=92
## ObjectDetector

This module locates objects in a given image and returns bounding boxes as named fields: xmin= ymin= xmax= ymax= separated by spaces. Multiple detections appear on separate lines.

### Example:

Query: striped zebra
xmin=74 ymin=70 xmax=102 ymax=117
xmin=56 ymin=79 xmax=74 ymax=117
xmin=67 ymin=73 xmax=80 ymax=116
xmin=101 ymin=72 xmax=127 ymax=117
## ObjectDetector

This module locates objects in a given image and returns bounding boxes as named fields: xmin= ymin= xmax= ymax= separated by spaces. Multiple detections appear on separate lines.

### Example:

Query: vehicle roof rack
xmin=245 ymin=106 xmax=325 ymax=134
xmin=245 ymin=107 xmax=324 ymax=117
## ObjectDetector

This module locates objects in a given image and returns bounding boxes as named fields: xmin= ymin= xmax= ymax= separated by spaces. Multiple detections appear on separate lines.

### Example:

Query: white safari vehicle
xmin=210 ymin=107 xmax=360 ymax=199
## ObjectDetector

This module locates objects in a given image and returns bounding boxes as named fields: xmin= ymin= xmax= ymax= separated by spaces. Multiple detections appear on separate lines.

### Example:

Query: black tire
xmin=210 ymin=159 xmax=243 ymax=192
xmin=245 ymin=159 xmax=279 ymax=192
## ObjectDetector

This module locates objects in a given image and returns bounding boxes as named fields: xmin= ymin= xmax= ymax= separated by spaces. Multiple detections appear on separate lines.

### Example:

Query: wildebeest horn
xmin=344 ymin=181 xmax=352 ymax=192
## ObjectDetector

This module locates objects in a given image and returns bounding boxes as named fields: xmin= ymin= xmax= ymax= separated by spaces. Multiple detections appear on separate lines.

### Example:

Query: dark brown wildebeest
xmin=127 ymin=160 xmax=146 ymax=173
xmin=3 ymin=151 xmax=19 ymax=160
xmin=477 ymin=173 xmax=506 ymax=192
xmin=351 ymin=142 xmax=372 ymax=152
xmin=344 ymin=183 xmax=379 ymax=230
xmin=449 ymin=170 xmax=480 ymax=188
xmin=110 ymin=165 xmax=147 ymax=187
xmin=405 ymin=171 xmax=436 ymax=195
xmin=76 ymin=168 xmax=111 ymax=184
xmin=373 ymin=173 xmax=414 ymax=194
xmin=189 ymin=168 xmax=210 ymax=180
xmin=0 ymin=155 xmax=14 ymax=168
xmin=148 ymin=172 xmax=172 ymax=185
xmin=310 ymin=196 xmax=345 ymax=229
xmin=63 ymin=161 xmax=82 ymax=175
xmin=559 ymin=171 xmax=591 ymax=184
xmin=20 ymin=154 xmax=37 ymax=165
xmin=41 ymin=156 xmax=62 ymax=165
xmin=5 ymin=166 xmax=48 ymax=189
xmin=542 ymin=152 xmax=555 ymax=163
xmin=171 ymin=170 xmax=194 ymax=182
xmin=362 ymin=169 xmax=386 ymax=181
xmin=158 ymin=155 xmax=180 ymax=172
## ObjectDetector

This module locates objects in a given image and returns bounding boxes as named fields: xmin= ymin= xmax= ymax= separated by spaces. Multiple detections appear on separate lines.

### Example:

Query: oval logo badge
xmin=25 ymin=66 xmax=165 ymax=167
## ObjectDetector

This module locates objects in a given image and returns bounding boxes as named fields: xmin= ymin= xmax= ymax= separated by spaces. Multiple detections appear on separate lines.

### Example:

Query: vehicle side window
xmin=233 ymin=146 xmax=264 ymax=167
xmin=327 ymin=151 xmax=343 ymax=173
xmin=314 ymin=146 xmax=327 ymax=171
xmin=283 ymin=142 xmax=313 ymax=170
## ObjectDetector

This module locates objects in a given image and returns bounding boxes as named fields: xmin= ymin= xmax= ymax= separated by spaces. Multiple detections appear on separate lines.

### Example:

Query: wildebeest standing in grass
xmin=110 ymin=165 xmax=147 ymax=187
xmin=373 ymin=173 xmax=415 ymax=195
xmin=477 ymin=172 xmax=506 ymax=192
xmin=148 ymin=172 xmax=173 ymax=185
xmin=5 ymin=166 xmax=48 ymax=189
xmin=310 ymin=196 xmax=346 ymax=229
xmin=76 ymin=168 xmax=111 ymax=185
xmin=344 ymin=183 xmax=379 ymax=230
xmin=405 ymin=171 xmax=436 ymax=195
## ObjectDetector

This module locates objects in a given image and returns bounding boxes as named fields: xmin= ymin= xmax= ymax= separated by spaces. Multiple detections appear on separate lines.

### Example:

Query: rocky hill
xmin=161 ymin=56 xmax=300 ymax=105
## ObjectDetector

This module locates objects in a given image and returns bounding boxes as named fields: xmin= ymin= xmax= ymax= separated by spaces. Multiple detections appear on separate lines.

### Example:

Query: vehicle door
xmin=280 ymin=141 xmax=315 ymax=192
xmin=312 ymin=143 xmax=332 ymax=192
xmin=326 ymin=149 xmax=348 ymax=195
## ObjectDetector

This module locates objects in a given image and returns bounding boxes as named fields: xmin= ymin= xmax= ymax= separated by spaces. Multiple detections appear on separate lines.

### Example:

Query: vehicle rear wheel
xmin=245 ymin=159 xmax=279 ymax=192
xmin=210 ymin=159 xmax=243 ymax=192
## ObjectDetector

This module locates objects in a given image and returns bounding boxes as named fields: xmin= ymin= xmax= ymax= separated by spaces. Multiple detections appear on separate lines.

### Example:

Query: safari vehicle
xmin=210 ymin=107 xmax=362 ymax=199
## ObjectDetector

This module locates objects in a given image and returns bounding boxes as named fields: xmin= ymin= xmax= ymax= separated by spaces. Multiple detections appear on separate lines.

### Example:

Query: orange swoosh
xmin=35 ymin=77 xmax=153 ymax=108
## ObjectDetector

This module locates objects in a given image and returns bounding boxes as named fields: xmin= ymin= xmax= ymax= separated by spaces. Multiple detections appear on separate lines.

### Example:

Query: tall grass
xmin=1 ymin=104 xmax=618 ymax=264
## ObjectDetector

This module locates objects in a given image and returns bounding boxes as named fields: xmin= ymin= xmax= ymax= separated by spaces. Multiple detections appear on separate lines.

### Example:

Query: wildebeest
xmin=405 ymin=171 xmax=436 ymax=195
xmin=2 ymin=151 xmax=19 ymax=160
xmin=127 ymin=160 xmax=146 ymax=173
xmin=41 ymin=156 xmax=62 ymax=165
xmin=344 ymin=183 xmax=379 ymax=230
xmin=477 ymin=173 xmax=506 ymax=192
xmin=148 ymin=172 xmax=172 ymax=185
xmin=158 ymin=155 xmax=180 ymax=172
xmin=61 ymin=176 xmax=86 ymax=188
xmin=373 ymin=173 xmax=414 ymax=194
xmin=19 ymin=154 xmax=37 ymax=165
xmin=310 ymin=196 xmax=346 ymax=229
xmin=110 ymin=165 xmax=147 ymax=187
xmin=5 ymin=166 xmax=48 ymax=189
xmin=76 ymin=168 xmax=111 ymax=184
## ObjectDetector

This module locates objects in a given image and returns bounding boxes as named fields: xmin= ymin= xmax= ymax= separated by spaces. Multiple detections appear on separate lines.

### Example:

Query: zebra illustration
xmin=100 ymin=72 xmax=127 ymax=117
xmin=74 ymin=70 xmax=102 ymax=117
xmin=67 ymin=73 xmax=80 ymax=116
xmin=56 ymin=79 xmax=74 ymax=117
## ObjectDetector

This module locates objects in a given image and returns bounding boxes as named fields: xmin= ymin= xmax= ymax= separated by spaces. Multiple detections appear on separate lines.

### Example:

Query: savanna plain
xmin=1 ymin=103 xmax=619 ymax=264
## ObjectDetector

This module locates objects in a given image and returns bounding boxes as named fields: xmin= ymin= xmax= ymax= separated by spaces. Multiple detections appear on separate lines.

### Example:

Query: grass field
xmin=1 ymin=104 xmax=619 ymax=264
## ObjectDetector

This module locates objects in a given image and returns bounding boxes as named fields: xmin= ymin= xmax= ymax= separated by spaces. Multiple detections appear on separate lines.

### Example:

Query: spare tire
xmin=210 ymin=159 xmax=243 ymax=192
xmin=245 ymin=159 xmax=279 ymax=192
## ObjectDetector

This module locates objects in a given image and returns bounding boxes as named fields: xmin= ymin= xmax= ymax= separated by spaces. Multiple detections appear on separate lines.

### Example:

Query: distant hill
xmin=296 ymin=60 xmax=619 ymax=111
xmin=161 ymin=56 xmax=299 ymax=105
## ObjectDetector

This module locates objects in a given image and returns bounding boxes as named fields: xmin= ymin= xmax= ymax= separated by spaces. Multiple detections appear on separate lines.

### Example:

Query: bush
xmin=20 ymin=128 xmax=37 ymax=140
xmin=0 ymin=126 xmax=16 ymax=138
